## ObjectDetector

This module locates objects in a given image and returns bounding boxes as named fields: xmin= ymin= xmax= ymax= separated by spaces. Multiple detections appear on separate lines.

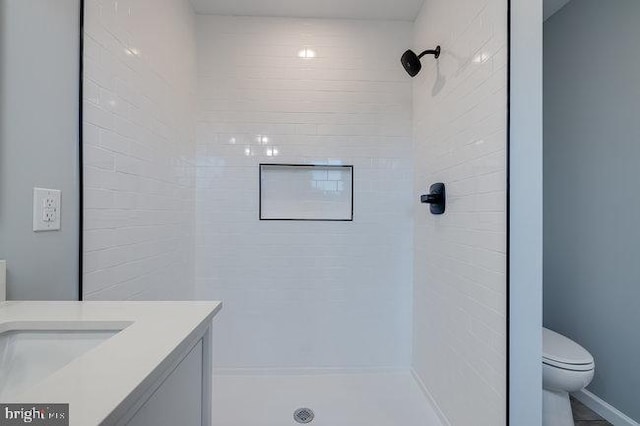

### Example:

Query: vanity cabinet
xmin=2 ymin=301 xmax=220 ymax=426
xmin=113 ymin=327 xmax=213 ymax=426
xmin=127 ymin=341 xmax=203 ymax=426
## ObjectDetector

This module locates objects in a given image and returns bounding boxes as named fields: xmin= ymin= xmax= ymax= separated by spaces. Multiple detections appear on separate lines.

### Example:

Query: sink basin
xmin=0 ymin=326 xmax=124 ymax=400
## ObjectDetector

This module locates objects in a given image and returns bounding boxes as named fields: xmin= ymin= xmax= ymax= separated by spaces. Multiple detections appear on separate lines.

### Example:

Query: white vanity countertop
xmin=0 ymin=301 xmax=222 ymax=425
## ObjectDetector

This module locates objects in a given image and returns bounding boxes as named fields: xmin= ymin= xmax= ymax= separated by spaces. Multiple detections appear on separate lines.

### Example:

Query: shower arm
xmin=418 ymin=46 xmax=441 ymax=59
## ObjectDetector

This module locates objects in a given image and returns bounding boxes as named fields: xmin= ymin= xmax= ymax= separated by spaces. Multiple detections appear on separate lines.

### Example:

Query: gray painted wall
xmin=0 ymin=0 xmax=80 ymax=300
xmin=544 ymin=0 xmax=640 ymax=421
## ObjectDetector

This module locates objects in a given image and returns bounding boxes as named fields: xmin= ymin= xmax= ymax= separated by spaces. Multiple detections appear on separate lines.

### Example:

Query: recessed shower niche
xmin=259 ymin=164 xmax=354 ymax=221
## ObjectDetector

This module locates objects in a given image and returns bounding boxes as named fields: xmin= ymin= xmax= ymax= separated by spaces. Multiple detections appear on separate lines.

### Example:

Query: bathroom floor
xmin=213 ymin=371 xmax=442 ymax=426
xmin=571 ymin=397 xmax=612 ymax=426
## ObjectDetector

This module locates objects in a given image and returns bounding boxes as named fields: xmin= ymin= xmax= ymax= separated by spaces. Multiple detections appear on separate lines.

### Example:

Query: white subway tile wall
xmin=411 ymin=0 xmax=508 ymax=424
xmin=82 ymin=0 xmax=197 ymax=300
xmin=260 ymin=165 xmax=353 ymax=221
xmin=195 ymin=16 xmax=414 ymax=369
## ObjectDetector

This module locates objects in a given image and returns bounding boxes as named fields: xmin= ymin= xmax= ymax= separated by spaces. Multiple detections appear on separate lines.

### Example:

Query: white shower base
xmin=213 ymin=370 xmax=443 ymax=426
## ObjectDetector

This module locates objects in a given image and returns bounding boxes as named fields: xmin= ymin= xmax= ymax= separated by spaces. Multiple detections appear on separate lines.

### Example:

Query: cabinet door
xmin=127 ymin=341 xmax=203 ymax=426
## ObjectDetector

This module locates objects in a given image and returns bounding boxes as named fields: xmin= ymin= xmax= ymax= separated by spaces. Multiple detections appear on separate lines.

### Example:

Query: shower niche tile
xmin=259 ymin=164 xmax=353 ymax=221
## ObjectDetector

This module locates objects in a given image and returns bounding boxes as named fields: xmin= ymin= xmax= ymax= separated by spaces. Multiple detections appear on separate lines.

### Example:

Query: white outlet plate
xmin=33 ymin=188 xmax=61 ymax=232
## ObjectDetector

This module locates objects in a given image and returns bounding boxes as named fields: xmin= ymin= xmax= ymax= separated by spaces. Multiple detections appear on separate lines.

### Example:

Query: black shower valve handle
xmin=420 ymin=183 xmax=446 ymax=215
xmin=420 ymin=193 xmax=441 ymax=204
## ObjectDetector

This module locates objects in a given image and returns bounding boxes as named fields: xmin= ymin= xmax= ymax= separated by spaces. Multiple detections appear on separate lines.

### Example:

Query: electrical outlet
xmin=33 ymin=188 xmax=61 ymax=232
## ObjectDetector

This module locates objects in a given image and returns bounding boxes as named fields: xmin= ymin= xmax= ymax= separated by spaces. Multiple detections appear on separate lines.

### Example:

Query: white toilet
xmin=542 ymin=327 xmax=595 ymax=426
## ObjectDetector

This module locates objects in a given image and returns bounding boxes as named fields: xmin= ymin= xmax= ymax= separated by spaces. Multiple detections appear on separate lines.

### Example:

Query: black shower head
xmin=401 ymin=46 xmax=441 ymax=77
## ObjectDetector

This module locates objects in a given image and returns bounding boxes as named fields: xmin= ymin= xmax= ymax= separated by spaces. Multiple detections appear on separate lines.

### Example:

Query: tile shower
xmin=82 ymin=0 xmax=508 ymax=424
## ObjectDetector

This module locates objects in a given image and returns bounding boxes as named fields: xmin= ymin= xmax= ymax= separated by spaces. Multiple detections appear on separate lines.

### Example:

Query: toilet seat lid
xmin=543 ymin=328 xmax=594 ymax=367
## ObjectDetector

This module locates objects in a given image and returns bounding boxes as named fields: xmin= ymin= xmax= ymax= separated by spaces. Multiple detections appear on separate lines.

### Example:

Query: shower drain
xmin=293 ymin=408 xmax=315 ymax=424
